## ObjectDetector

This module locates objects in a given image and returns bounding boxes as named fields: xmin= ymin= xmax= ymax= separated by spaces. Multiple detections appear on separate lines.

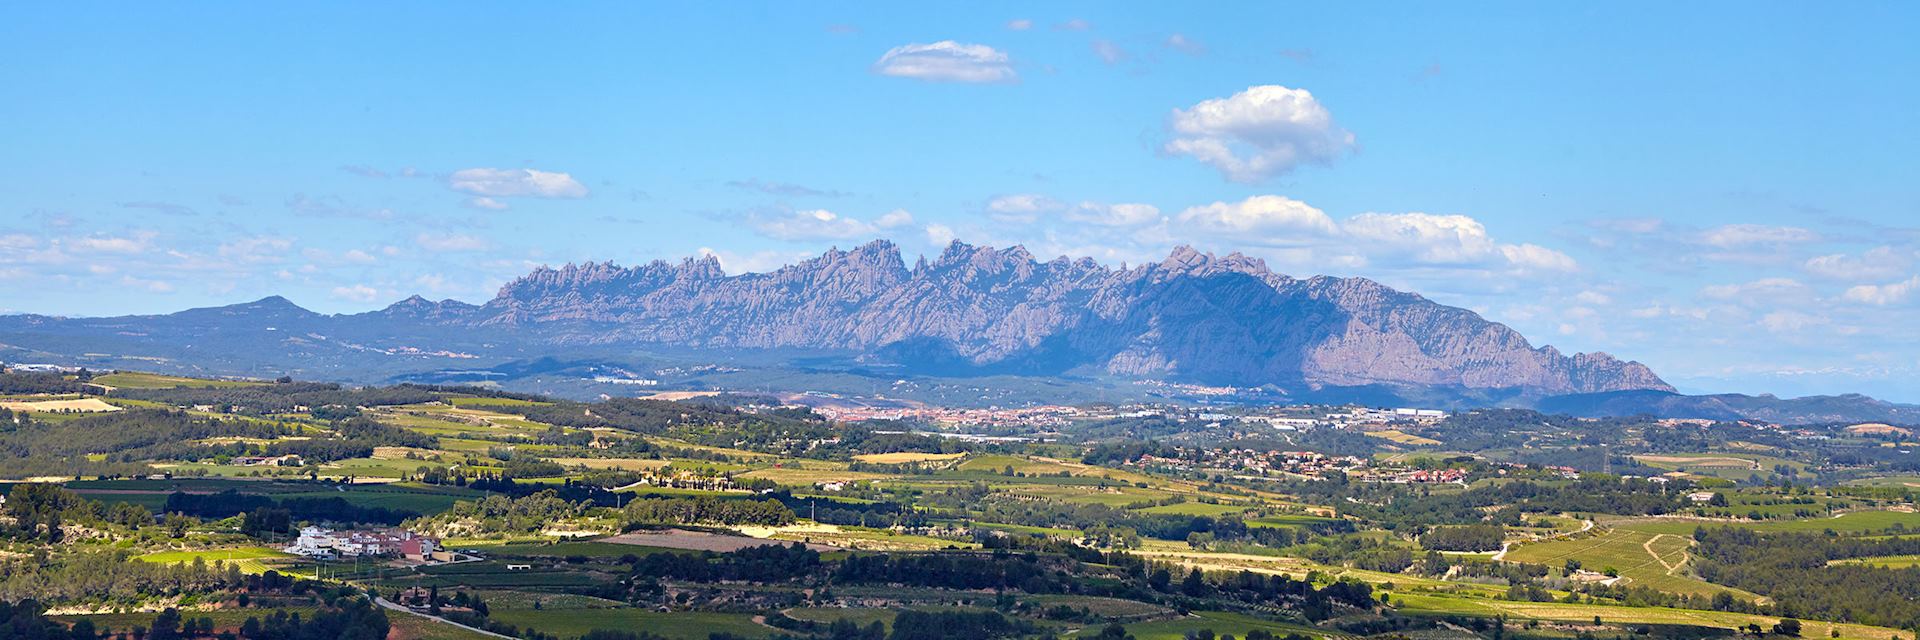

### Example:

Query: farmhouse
xmin=284 ymin=526 xmax=439 ymax=560
xmin=1687 ymin=491 xmax=1718 ymax=503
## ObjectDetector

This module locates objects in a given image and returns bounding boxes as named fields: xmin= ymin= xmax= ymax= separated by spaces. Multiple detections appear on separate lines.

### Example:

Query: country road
xmin=374 ymin=597 xmax=516 ymax=640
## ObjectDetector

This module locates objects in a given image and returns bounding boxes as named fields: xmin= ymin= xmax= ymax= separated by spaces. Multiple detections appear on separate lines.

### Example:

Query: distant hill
xmin=0 ymin=241 xmax=1671 ymax=402
xmin=1537 ymin=389 xmax=1920 ymax=424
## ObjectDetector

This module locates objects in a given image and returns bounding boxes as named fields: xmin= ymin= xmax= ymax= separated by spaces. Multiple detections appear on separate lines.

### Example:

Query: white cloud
xmin=1091 ymin=40 xmax=1127 ymax=65
xmin=0 ymin=234 xmax=39 ymax=251
xmin=872 ymin=41 xmax=1016 ymax=84
xmin=1761 ymin=310 xmax=1827 ymax=333
xmin=1700 ymin=277 xmax=1812 ymax=303
xmin=1068 ymin=202 xmax=1161 ymax=227
xmin=448 ymin=168 xmax=589 ymax=199
xmin=697 ymin=247 xmax=814 ymax=274
xmin=1805 ymin=246 xmax=1912 ymax=281
xmin=415 ymin=233 xmax=491 ymax=252
xmin=219 ymin=236 xmax=292 ymax=262
xmin=924 ymin=223 xmax=957 ymax=246
xmin=1165 ymin=33 xmax=1206 ymax=55
xmin=1005 ymin=19 xmax=1032 ymax=31
xmin=1164 ymin=85 xmax=1356 ymax=183
xmin=119 ymin=275 xmax=174 ymax=293
xmin=753 ymin=209 xmax=888 ymax=241
xmin=1842 ymin=275 xmax=1920 ymax=306
xmin=71 ymin=233 xmax=152 ymax=254
xmin=874 ymin=209 xmax=915 ymax=229
xmin=1055 ymin=19 xmax=1091 ymax=31
xmin=1344 ymin=213 xmax=1495 ymax=264
xmin=330 ymin=284 xmax=380 ymax=303
xmin=986 ymin=193 xmax=1067 ymax=222
xmin=1498 ymin=243 xmax=1579 ymax=273
xmin=1175 ymin=195 xmax=1337 ymax=237
xmin=466 ymin=196 xmax=510 ymax=210
xmin=1698 ymin=223 xmax=1819 ymax=248
xmin=1574 ymin=290 xmax=1613 ymax=305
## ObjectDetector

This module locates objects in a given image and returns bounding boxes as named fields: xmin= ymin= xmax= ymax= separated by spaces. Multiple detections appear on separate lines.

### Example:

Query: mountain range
xmin=1 ymin=240 xmax=1912 ymax=423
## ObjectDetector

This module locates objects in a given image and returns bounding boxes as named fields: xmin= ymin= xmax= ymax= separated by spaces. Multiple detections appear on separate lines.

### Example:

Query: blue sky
xmin=3 ymin=2 xmax=1918 ymax=400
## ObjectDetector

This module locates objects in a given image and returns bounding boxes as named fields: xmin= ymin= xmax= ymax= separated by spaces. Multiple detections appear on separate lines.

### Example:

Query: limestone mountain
xmin=450 ymin=240 xmax=1669 ymax=395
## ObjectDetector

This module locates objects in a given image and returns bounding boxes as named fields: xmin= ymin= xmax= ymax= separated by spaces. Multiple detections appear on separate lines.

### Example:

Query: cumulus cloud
xmin=1344 ymin=213 xmax=1496 ymax=264
xmin=1843 ymin=275 xmax=1920 ymax=306
xmin=874 ymin=209 xmax=916 ymax=229
xmin=1499 ymin=244 xmax=1579 ymax=273
xmin=924 ymin=223 xmax=958 ymax=246
xmin=1163 ymin=85 xmax=1356 ymax=183
xmin=448 ymin=168 xmax=589 ymax=199
xmin=1337 ymin=212 xmax=1577 ymax=273
xmin=752 ymin=209 xmax=896 ymax=241
xmin=1005 ymin=19 xmax=1032 ymax=31
xmin=1175 ymin=195 xmax=1337 ymax=237
xmin=872 ymin=41 xmax=1017 ymax=84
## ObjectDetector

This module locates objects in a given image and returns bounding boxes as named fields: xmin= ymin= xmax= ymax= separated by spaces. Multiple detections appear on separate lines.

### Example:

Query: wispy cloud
xmin=873 ymin=41 xmax=1017 ymax=84
xmin=448 ymin=168 xmax=589 ymax=199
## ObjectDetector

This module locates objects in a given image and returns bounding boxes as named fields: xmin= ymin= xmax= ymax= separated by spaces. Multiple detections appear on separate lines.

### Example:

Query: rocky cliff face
xmin=451 ymin=240 xmax=1670 ymax=395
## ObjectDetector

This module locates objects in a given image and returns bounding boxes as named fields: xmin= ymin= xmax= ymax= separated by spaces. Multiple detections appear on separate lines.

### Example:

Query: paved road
xmin=373 ymin=597 xmax=517 ymax=640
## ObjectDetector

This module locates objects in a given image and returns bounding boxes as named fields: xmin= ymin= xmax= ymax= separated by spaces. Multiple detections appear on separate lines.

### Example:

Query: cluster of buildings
xmin=229 ymin=454 xmax=304 ymax=467
xmin=284 ymin=526 xmax=445 ymax=562
xmin=1356 ymin=466 xmax=1469 ymax=485
xmin=1129 ymin=448 xmax=1367 ymax=478
xmin=814 ymin=403 xmax=1084 ymax=430
xmin=0 ymin=363 xmax=83 ymax=373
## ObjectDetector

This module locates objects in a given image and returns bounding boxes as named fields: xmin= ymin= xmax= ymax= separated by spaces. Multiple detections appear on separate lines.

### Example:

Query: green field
xmin=138 ymin=546 xmax=294 ymax=574
xmin=1502 ymin=527 xmax=1742 ymax=597
xmin=1616 ymin=510 xmax=1920 ymax=536
xmin=1392 ymin=592 xmax=1903 ymax=640
xmin=386 ymin=610 xmax=506 ymax=640
xmin=490 ymin=608 xmax=771 ymax=639
xmin=1135 ymin=501 xmax=1252 ymax=516
xmin=54 ymin=608 xmax=318 ymax=634
xmin=1631 ymin=452 xmax=1804 ymax=480
xmin=94 ymin=371 xmax=265 ymax=389
xmin=783 ymin=607 xmax=898 ymax=627
xmin=1830 ymin=554 xmax=1920 ymax=568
